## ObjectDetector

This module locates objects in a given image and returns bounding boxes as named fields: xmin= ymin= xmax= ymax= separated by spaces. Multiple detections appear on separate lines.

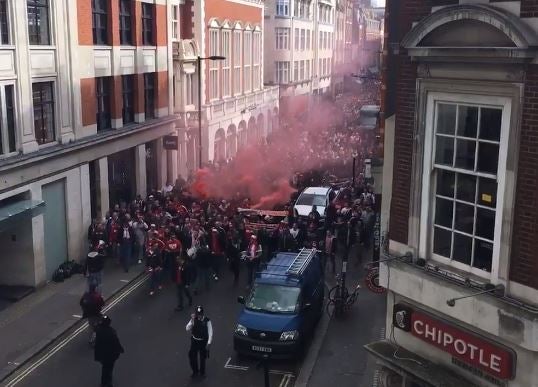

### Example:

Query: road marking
xmin=269 ymin=369 xmax=294 ymax=376
xmin=224 ymin=357 xmax=249 ymax=371
xmin=279 ymin=373 xmax=293 ymax=387
xmin=4 ymin=275 xmax=148 ymax=387
xmin=120 ymin=279 xmax=129 ymax=283
xmin=72 ymin=314 xmax=82 ymax=318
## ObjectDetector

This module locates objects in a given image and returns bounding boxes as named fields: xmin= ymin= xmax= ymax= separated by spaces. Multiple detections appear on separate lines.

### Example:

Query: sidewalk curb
xmin=0 ymin=271 xmax=146 ymax=384
xmin=294 ymin=281 xmax=333 ymax=387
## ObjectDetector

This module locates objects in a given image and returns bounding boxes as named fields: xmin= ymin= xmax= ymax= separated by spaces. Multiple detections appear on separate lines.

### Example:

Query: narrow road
xmin=6 ymin=268 xmax=298 ymax=387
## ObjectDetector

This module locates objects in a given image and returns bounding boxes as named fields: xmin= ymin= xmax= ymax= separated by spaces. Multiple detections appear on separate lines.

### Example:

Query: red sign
xmin=364 ymin=267 xmax=386 ymax=294
xmin=410 ymin=310 xmax=515 ymax=380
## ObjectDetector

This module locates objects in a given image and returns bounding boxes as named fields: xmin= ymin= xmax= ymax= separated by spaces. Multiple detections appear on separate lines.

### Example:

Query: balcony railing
xmin=175 ymin=86 xmax=279 ymax=128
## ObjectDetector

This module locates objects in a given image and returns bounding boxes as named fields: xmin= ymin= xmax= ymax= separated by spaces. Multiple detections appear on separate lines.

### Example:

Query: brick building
xmin=368 ymin=1 xmax=538 ymax=387
xmin=0 ymin=0 xmax=176 ymax=288
xmin=173 ymin=0 xmax=279 ymax=176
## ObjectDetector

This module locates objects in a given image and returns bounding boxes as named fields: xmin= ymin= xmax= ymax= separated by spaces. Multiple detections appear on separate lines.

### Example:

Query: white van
xmin=293 ymin=187 xmax=334 ymax=219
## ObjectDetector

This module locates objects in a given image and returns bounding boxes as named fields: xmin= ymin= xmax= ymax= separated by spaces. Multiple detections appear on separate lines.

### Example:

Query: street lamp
xmin=197 ymin=55 xmax=226 ymax=169
xmin=352 ymin=150 xmax=359 ymax=187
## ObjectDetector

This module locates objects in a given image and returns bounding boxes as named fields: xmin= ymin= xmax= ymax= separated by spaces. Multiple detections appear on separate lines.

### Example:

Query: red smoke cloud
xmin=188 ymin=97 xmax=364 ymax=208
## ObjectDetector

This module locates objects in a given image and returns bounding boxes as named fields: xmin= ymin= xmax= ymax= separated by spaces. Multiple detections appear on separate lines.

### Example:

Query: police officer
xmin=185 ymin=306 xmax=213 ymax=377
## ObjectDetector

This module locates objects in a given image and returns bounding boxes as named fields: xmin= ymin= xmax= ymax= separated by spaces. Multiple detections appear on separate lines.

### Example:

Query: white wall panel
xmin=0 ymin=50 xmax=15 ymax=78
xmin=30 ymin=50 xmax=57 ymax=77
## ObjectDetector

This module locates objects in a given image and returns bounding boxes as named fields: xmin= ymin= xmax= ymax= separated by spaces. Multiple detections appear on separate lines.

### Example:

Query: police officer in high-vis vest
xmin=186 ymin=305 xmax=213 ymax=377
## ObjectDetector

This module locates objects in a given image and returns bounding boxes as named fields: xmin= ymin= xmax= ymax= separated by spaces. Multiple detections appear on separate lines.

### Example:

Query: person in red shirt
xmin=164 ymin=232 xmax=182 ymax=282
xmin=146 ymin=234 xmax=165 ymax=255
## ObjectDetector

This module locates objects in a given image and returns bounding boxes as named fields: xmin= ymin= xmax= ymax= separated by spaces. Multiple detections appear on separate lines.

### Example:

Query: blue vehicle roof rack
xmin=286 ymin=248 xmax=316 ymax=276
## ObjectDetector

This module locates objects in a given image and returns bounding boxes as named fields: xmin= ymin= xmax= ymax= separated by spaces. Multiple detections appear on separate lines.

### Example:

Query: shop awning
xmin=0 ymin=200 xmax=45 ymax=227
xmin=364 ymin=341 xmax=476 ymax=387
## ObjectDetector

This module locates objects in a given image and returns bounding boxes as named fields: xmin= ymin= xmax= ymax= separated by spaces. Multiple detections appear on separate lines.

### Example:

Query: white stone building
xmin=264 ymin=0 xmax=335 ymax=115
xmin=0 ymin=0 xmax=178 ymax=288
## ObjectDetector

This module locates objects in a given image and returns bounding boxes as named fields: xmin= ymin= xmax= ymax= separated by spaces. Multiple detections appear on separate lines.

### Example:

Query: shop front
xmin=366 ymin=300 xmax=518 ymax=387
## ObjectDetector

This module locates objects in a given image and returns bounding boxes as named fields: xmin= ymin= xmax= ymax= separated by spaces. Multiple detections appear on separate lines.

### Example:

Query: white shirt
xmin=186 ymin=317 xmax=213 ymax=345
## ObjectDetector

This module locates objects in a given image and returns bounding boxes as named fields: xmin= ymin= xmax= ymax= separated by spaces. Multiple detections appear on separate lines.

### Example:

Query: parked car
xmin=293 ymin=186 xmax=337 ymax=219
xmin=234 ymin=249 xmax=324 ymax=359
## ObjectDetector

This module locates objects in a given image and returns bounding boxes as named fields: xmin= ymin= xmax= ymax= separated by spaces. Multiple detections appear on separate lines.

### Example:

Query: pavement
xmin=0 ymin=244 xmax=387 ymax=387
xmin=0 ymin=259 xmax=143 ymax=382
xmin=298 ymin=244 xmax=387 ymax=387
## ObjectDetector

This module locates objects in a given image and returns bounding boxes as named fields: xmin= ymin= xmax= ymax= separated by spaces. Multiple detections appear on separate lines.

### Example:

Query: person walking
xmin=175 ymin=256 xmax=193 ymax=311
xmin=195 ymin=244 xmax=212 ymax=293
xmin=225 ymin=234 xmax=241 ymax=286
xmin=85 ymin=249 xmax=105 ymax=290
xmin=80 ymin=284 xmax=104 ymax=346
xmin=94 ymin=315 xmax=124 ymax=387
xmin=186 ymin=306 xmax=213 ymax=378
xmin=324 ymin=229 xmax=337 ymax=274
xmin=118 ymin=219 xmax=134 ymax=273
xmin=132 ymin=214 xmax=148 ymax=264
xmin=146 ymin=247 xmax=163 ymax=296
xmin=245 ymin=235 xmax=262 ymax=288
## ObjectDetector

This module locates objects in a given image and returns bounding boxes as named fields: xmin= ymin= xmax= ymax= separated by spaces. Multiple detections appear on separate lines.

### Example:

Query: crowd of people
xmin=80 ymin=87 xmax=380 ymax=385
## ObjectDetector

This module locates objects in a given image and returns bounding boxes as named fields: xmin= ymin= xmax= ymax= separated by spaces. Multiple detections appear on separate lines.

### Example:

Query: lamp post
xmin=196 ymin=55 xmax=225 ymax=169
xmin=352 ymin=150 xmax=359 ymax=188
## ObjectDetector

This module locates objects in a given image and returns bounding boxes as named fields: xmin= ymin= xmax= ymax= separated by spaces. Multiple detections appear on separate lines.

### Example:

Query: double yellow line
xmin=4 ymin=274 xmax=148 ymax=387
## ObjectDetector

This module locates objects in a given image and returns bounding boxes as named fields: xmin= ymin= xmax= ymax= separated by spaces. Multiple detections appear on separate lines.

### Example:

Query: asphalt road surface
xmin=4 ymin=267 xmax=299 ymax=387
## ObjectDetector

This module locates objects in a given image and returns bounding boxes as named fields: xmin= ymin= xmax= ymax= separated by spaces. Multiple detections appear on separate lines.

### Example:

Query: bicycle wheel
xmin=326 ymin=300 xmax=334 ymax=317
xmin=328 ymin=285 xmax=340 ymax=303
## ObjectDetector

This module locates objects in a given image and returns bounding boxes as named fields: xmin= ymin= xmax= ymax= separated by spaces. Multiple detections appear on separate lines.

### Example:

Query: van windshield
xmin=246 ymin=284 xmax=301 ymax=314
xmin=296 ymin=193 xmax=326 ymax=207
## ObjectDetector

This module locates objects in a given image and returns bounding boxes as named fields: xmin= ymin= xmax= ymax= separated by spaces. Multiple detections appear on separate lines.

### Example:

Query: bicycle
xmin=325 ymin=274 xmax=361 ymax=318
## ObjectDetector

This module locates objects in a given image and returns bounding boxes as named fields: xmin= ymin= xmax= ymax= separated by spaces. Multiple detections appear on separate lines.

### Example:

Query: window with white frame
xmin=306 ymin=30 xmax=310 ymax=50
xmin=185 ymin=73 xmax=194 ymax=105
xmin=276 ymin=0 xmax=289 ymax=16
xmin=293 ymin=61 xmax=298 ymax=81
xmin=276 ymin=61 xmax=289 ymax=84
xmin=275 ymin=27 xmax=289 ymax=49
xmin=32 ymin=81 xmax=55 ymax=144
xmin=222 ymin=29 xmax=231 ymax=97
xmin=233 ymin=30 xmax=241 ymax=94
xmin=423 ymin=95 xmax=509 ymax=276
xmin=209 ymin=29 xmax=219 ymax=100
xmin=299 ymin=60 xmax=305 ymax=81
xmin=0 ymin=0 xmax=9 ymax=44
xmin=171 ymin=5 xmax=179 ymax=40
xmin=305 ymin=60 xmax=310 ymax=79
xmin=294 ymin=28 xmax=299 ymax=50
xmin=253 ymin=31 xmax=261 ymax=90
xmin=243 ymin=30 xmax=251 ymax=92
xmin=0 ymin=83 xmax=16 ymax=156
xmin=300 ymin=29 xmax=305 ymax=50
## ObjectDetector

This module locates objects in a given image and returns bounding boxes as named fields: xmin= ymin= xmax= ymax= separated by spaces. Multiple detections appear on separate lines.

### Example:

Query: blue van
xmin=234 ymin=249 xmax=324 ymax=359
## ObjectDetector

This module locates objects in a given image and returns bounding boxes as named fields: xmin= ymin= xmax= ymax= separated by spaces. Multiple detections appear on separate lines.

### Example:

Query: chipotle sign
xmin=393 ymin=304 xmax=515 ymax=380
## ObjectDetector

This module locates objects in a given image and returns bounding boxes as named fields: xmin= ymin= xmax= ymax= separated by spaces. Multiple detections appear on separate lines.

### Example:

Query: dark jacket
xmin=196 ymin=246 xmax=212 ymax=269
xmin=80 ymin=291 xmax=104 ymax=318
xmin=118 ymin=226 xmax=134 ymax=244
xmin=85 ymin=253 xmax=104 ymax=274
xmin=94 ymin=325 xmax=124 ymax=363
xmin=146 ymin=250 xmax=163 ymax=269
xmin=175 ymin=263 xmax=192 ymax=285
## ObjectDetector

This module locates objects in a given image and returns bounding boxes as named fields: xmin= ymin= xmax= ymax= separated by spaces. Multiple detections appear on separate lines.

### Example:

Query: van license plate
xmin=252 ymin=345 xmax=272 ymax=353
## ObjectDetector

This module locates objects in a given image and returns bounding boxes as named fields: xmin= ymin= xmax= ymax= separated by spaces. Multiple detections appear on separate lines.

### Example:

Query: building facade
xmin=173 ymin=0 xmax=279 ymax=177
xmin=264 ymin=0 xmax=335 ymax=117
xmin=331 ymin=0 xmax=354 ymax=95
xmin=0 ymin=0 xmax=177 ymax=288
xmin=370 ymin=1 xmax=538 ymax=387
xmin=352 ymin=0 xmax=383 ymax=73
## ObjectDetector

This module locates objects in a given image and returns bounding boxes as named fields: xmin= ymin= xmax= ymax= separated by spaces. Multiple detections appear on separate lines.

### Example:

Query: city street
xmin=2 ymin=258 xmax=386 ymax=387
